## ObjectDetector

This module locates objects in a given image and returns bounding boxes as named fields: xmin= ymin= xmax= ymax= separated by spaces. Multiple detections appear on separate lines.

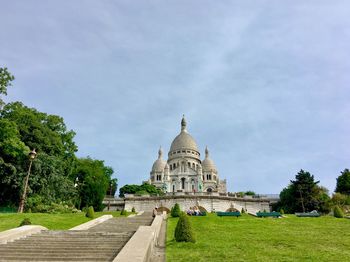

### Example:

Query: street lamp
xmin=18 ymin=149 xmax=37 ymax=213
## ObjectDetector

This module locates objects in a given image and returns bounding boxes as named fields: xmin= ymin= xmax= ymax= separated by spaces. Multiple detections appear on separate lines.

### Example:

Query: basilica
xmin=148 ymin=116 xmax=227 ymax=194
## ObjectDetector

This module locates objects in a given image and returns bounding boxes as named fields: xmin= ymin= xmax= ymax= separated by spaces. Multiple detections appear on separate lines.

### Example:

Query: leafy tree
xmin=119 ymin=183 xmax=163 ymax=197
xmin=0 ymin=102 xmax=79 ymax=208
xmin=107 ymin=178 xmax=118 ymax=196
xmin=73 ymin=157 xmax=113 ymax=211
xmin=335 ymin=169 xmax=350 ymax=195
xmin=0 ymin=67 xmax=15 ymax=108
xmin=276 ymin=170 xmax=330 ymax=213
xmin=245 ymin=191 xmax=256 ymax=196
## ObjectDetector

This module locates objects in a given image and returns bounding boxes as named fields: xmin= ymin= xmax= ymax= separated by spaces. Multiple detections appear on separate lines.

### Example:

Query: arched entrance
xmin=207 ymin=188 xmax=213 ymax=193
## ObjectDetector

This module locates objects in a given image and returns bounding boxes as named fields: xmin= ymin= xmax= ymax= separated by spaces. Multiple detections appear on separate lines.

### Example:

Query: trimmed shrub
xmin=19 ymin=218 xmax=31 ymax=227
xmin=131 ymin=207 xmax=135 ymax=213
xmin=280 ymin=208 xmax=285 ymax=215
xmin=241 ymin=208 xmax=245 ymax=214
xmin=85 ymin=206 xmax=95 ymax=218
xmin=334 ymin=205 xmax=344 ymax=218
xmin=175 ymin=213 xmax=195 ymax=243
xmin=171 ymin=203 xmax=181 ymax=217
xmin=121 ymin=209 xmax=127 ymax=216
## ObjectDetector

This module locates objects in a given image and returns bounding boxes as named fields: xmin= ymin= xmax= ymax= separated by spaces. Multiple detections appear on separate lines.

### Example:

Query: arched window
xmin=207 ymin=188 xmax=212 ymax=193
xmin=181 ymin=177 xmax=185 ymax=190
xmin=188 ymin=162 xmax=191 ymax=168
xmin=192 ymin=163 xmax=195 ymax=168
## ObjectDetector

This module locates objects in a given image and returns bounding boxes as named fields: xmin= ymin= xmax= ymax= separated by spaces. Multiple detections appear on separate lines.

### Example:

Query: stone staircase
xmin=0 ymin=212 xmax=154 ymax=261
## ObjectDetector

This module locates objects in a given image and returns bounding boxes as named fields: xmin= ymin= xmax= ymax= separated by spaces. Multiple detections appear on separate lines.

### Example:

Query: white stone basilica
xmin=148 ymin=116 xmax=227 ymax=194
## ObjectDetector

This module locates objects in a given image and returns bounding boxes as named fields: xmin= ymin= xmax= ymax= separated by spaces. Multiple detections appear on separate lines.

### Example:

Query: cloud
xmin=1 ymin=0 xmax=349 ymax=193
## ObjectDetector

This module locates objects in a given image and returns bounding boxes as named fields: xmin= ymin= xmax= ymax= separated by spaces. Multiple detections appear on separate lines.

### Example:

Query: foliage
xmin=119 ymin=183 xmax=164 ymax=197
xmin=245 ymin=191 xmax=256 ymax=196
xmin=120 ymin=209 xmax=127 ymax=216
xmin=19 ymin=218 xmax=31 ymax=226
xmin=0 ymin=67 xmax=15 ymax=108
xmin=335 ymin=169 xmax=350 ymax=195
xmin=167 ymin=214 xmax=350 ymax=261
xmin=174 ymin=213 xmax=195 ymax=243
xmin=73 ymin=157 xmax=114 ymax=211
xmin=85 ymin=206 xmax=95 ymax=218
xmin=107 ymin=178 xmax=118 ymax=197
xmin=0 ymin=102 xmax=78 ymax=207
xmin=171 ymin=203 xmax=181 ymax=217
xmin=0 ymin=69 xmax=118 ymax=213
xmin=241 ymin=208 xmax=245 ymax=214
xmin=131 ymin=207 xmax=135 ymax=213
xmin=26 ymin=195 xmax=78 ymax=213
xmin=275 ymin=170 xmax=331 ymax=214
xmin=333 ymin=205 xmax=344 ymax=218
xmin=280 ymin=208 xmax=285 ymax=215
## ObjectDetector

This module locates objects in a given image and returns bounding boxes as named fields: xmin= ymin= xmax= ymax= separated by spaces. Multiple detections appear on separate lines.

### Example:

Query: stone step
xmin=0 ymin=255 xmax=114 ymax=261
xmin=0 ymin=213 xmax=154 ymax=261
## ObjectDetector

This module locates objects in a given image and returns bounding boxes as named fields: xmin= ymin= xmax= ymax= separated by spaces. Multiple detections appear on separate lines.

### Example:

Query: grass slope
xmin=166 ymin=214 xmax=350 ymax=261
xmin=0 ymin=211 xmax=129 ymax=232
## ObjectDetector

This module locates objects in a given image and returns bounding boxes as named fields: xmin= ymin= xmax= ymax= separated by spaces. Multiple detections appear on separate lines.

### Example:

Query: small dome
xmin=202 ymin=146 xmax=217 ymax=172
xmin=152 ymin=147 xmax=166 ymax=172
xmin=169 ymin=115 xmax=199 ymax=153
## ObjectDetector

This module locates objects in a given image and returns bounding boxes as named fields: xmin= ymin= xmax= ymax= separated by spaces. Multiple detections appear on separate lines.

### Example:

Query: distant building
xmin=148 ymin=116 xmax=227 ymax=194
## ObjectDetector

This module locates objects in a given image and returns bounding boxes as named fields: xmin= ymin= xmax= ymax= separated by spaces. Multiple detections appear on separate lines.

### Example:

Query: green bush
xmin=121 ymin=209 xmax=127 ymax=216
xmin=334 ymin=205 xmax=344 ymax=218
xmin=241 ymin=208 xmax=245 ymax=214
xmin=85 ymin=206 xmax=95 ymax=218
xmin=19 ymin=218 xmax=31 ymax=227
xmin=174 ymin=213 xmax=195 ymax=243
xmin=131 ymin=207 xmax=135 ymax=213
xmin=171 ymin=203 xmax=181 ymax=217
xmin=280 ymin=208 xmax=285 ymax=215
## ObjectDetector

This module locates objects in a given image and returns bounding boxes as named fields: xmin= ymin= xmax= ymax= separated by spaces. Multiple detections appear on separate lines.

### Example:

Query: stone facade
xmin=148 ymin=116 xmax=227 ymax=194
xmin=123 ymin=195 xmax=270 ymax=214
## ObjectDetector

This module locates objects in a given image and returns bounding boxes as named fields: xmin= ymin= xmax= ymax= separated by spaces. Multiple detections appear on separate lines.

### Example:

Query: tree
xmin=119 ymin=183 xmax=163 ymax=197
xmin=335 ymin=169 xmax=350 ymax=195
xmin=107 ymin=178 xmax=118 ymax=197
xmin=0 ymin=102 xmax=79 ymax=208
xmin=276 ymin=170 xmax=330 ymax=214
xmin=73 ymin=157 xmax=113 ymax=211
xmin=0 ymin=67 xmax=15 ymax=108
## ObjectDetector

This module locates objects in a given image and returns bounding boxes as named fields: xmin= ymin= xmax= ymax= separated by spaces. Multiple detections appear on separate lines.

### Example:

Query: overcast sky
xmin=1 ymin=1 xmax=349 ymax=194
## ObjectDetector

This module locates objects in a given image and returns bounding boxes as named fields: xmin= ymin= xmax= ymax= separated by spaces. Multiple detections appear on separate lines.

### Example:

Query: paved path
xmin=150 ymin=216 xmax=167 ymax=262
xmin=0 ymin=213 xmax=153 ymax=261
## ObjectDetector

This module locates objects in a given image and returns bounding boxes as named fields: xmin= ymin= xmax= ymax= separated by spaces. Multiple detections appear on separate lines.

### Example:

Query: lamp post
xmin=18 ymin=149 xmax=37 ymax=213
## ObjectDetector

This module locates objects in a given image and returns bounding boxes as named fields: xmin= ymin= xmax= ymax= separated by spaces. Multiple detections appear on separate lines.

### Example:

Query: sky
xmin=1 ymin=1 xmax=349 ymax=194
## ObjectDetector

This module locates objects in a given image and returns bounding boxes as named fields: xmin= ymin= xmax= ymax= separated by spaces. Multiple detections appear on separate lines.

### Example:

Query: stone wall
xmin=124 ymin=195 xmax=270 ymax=214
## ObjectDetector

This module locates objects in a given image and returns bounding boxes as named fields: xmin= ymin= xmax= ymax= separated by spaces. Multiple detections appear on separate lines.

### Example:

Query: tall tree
xmin=0 ymin=67 xmax=15 ymax=108
xmin=335 ymin=169 xmax=350 ymax=195
xmin=72 ymin=157 xmax=114 ymax=211
xmin=276 ymin=170 xmax=330 ymax=213
xmin=0 ymin=102 xmax=78 ymax=208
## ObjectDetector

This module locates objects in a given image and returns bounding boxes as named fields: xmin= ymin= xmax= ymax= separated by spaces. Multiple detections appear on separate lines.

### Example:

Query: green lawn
xmin=166 ymin=214 xmax=350 ymax=261
xmin=0 ymin=211 xmax=129 ymax=232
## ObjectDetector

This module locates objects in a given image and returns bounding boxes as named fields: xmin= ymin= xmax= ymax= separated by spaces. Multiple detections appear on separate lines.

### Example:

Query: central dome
xmin=169 ymin=116 xmax=199 ymax=153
